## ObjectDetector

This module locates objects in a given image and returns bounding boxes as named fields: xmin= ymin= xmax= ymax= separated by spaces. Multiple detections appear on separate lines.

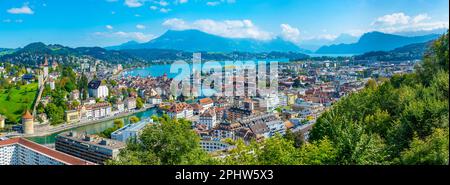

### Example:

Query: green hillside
xmin=0 ymin=83 xmax=38 ymax=124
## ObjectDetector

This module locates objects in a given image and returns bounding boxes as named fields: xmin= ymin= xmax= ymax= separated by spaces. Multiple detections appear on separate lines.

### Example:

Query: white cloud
xmin=7 ymin=4 xmax=34 ymax=14
xmin=160 ymin=8 xmax=171 ymax=13
xmin=280 ymin=24 xmax=300 ymax=43
xmin=412 ymin=14 xmax=431 ymax=24
xmin=178 ymin=0 xmax=188 ymax=4
xmin=124 ymin=0 xmax=144 ymax=7
xmin=372 ymin=12 xmax=410 ymax=26
xmin=206 ymin=1 xmax=220 ymax=6
xmin=157 ymin=0 xmax=169 ymax=6
xmin=206 ymin=0 xmax=235 ymax=6
xmin=150 ymin=6 xmax=158 ymax=10
xmin=136 ymin=24 xmax=146 ymax=29
xmin=162 ymin=18 xmax=189 ymax=29
xmin=162 ymin=18 xmax=273 ymax=40
xmin=95 ymin=31 xmax=154 ymax=42
xmin=372 ymin=12 xmax=449 ymax=33
xmin=106 ymin=25 xmax=114 ymax=30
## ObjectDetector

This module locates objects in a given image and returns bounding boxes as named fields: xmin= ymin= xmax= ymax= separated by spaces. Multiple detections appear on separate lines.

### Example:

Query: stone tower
xmin=22 ymin=110 xmax=34 ymax=135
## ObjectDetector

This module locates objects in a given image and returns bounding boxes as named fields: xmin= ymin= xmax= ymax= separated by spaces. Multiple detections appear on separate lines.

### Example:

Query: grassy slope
xmin=0 ymin=83 xmax=38 ymax=123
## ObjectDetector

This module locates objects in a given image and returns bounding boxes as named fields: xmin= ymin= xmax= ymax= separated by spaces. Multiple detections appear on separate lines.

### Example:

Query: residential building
xmin=199 ymin=98 xmax=214 ymax=110
xmin=65 ymin=110 xmax=79 ymax=123
xmin=55 ymin=131 xmax=126 ymax=164
xmin=88 ymin=80 xmax=109 ymax=98
xmin=200 ymin=139 xmax=233 ymax=152
xmin=167 ymin=103 xmax=193 ymax=119
xmin=0 ymin=138 xmax=93 ymax=165
xmin=125 ymin=97 xmax=137 ymax=110
xmin=114 ymin=101 xmax=125 ymax=113
xmin=199 ymin=108 xmax=217 ymax=130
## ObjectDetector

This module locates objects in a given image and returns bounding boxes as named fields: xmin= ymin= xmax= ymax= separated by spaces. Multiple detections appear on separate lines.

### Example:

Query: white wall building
xmin=88 ymin=80 xmax=109 ymax=99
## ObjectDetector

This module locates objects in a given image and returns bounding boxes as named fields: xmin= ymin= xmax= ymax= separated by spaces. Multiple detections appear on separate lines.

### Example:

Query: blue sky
xmin=0 ymin=0 xmax=448 ymax=48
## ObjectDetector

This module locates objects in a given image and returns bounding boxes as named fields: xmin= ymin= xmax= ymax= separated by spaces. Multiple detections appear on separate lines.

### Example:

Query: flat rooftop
xmin=57 ymin=131 xmax=126 ymax=150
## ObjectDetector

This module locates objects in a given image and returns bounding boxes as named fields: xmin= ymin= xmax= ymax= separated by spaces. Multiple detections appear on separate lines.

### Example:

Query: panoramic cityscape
xmin=0 ymin=0 xmax=448 ymax=167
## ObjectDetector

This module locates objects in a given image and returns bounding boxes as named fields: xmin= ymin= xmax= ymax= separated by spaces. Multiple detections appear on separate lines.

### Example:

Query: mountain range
xmin=315 ymin=31 xmax=441 ymax=54
xmin=106 ymin=29 xmax=307 ymax=53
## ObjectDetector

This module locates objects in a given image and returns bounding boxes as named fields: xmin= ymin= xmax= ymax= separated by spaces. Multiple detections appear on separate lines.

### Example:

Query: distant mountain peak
xmin=106 ymin=29 xmax=305 ymax=53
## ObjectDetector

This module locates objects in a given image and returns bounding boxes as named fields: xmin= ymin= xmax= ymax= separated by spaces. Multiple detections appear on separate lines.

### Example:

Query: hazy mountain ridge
xmin=316 ymin=31 xmax=441 ymax=54
xmin=107 ymin=29 xmax=307 ymax=53
xmin=355 ymin=40 xmax=433 ymax=61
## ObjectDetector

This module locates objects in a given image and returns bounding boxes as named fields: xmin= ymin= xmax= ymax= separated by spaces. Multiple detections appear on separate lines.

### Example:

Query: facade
xmin=199 ymin=98 xmax=214 ymax=110
xmin=167 ymin=103 xmax=193 ymax=119
xmin=55 ymin=131 xmax=126 ymax=164
xmin=49 ymin=78 xmax=55 ymax=90
xmin=80 ymin=103 xmax=112 ymax=120
xmin=227 ymin=107 xmax=253 ymax=121
xmin=199 ymin=139 xmax=233 ymax=152
xmin=111 ymin=119 xmax=153 ymax=142
xmin=125 ymin=97 xmax=137 ymax=110
xmin=199 ymin=109 xmax=217 ymax=130
xmin=88 ymin=80 xmax=109 ymax=98
xmin=65 ymin=110 xmax=80 ymax=123
xmin=0 ymin=138 xmax=93 ymax=165
xmin=148 ymin=97 xmax=162 ymax=105
xmin=114 ymin=101 xmax=125 ymax=113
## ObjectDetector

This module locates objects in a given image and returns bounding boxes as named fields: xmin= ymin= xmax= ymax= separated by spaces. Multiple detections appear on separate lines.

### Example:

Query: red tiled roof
xmin=199 ymin=98 xmax=213 ymax=105
xmin=22 ymin=110 xmax=33 ymax=119
xmin=0 ymin=138 xmax=95 ymax=165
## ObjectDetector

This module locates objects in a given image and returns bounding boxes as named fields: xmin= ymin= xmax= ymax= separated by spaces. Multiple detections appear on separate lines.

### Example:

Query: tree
xmin=284 ymin=129 xmax=305 ymax=148
xmin=108 ymin=115 xmax=217 ymax=165
xmin=129 ymin=116 xmax=140 ymax=123
xmin=45 ymin=103 xmax=64 ymax=125
xmin=400 ymin=128 xmax=449 ymax=165
xmin=114 ymin=119 xmax=124 ymax=128
xmin=136 ymin=97 xmax=144 ymax=109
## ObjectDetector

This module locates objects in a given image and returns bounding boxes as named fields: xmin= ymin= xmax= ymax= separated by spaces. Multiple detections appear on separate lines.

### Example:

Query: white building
xmin=199 ymin=109 xmax=217 ymax=130
xmin=125 ymin=97 xmax=137 ymax=110
xmin=114 ymin=101 xmax=125 ymax=113
xmin=111 ymin=119 xmax=153 ymax=142
xmin=88 ymin=80 xmax=109 ymax=99
xmin=200 ymin=139 xmax=233 ymax=152
xmin=0 ymin=138 xmax=92 ymax=165
xmin=167 ymin=103 xmax=193 ymax=119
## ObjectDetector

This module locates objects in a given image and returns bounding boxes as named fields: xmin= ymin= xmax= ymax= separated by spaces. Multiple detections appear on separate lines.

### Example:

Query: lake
xmin=121 ymin=59 xmax=290 ymax=78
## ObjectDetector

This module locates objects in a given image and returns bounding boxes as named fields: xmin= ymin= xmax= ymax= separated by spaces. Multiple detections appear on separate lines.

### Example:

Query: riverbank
xmin=25 ymin=105 xmax=154 ymax=137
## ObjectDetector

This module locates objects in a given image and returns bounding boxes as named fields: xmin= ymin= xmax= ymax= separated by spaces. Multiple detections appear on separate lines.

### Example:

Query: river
xmin=27 ymin=108 xmax=161 ymax=145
